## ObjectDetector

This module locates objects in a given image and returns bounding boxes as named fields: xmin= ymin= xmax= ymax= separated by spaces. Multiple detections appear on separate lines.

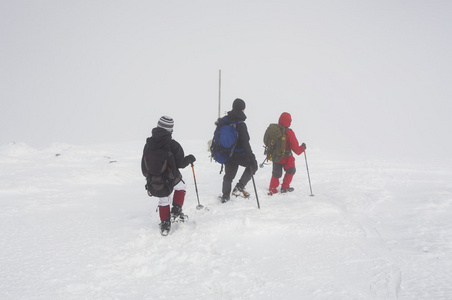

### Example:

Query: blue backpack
xmin=210 ymin=118 xmax=243 ymax=165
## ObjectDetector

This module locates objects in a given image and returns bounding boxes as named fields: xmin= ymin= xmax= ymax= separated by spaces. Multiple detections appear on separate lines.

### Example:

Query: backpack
xmin=210 ymin=118 xmax=243 ymax=164
xmin=263 ymin=123 xmax=289 ymax=163
xmin=143 ymin=147 xmax=176 ymax=197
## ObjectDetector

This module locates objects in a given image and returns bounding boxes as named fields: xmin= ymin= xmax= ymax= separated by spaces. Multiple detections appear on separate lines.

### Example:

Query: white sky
xmin=1 ymin=0 xmax=451 ymax=161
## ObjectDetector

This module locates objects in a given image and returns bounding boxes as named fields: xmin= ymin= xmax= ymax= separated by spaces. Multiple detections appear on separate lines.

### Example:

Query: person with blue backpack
xmin=211 ymin=98 xmax=258 ymax=203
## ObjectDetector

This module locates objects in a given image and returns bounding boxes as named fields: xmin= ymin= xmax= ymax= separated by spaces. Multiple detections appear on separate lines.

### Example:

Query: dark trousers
xmin=222 ymin=155 xmax=252 ymax=197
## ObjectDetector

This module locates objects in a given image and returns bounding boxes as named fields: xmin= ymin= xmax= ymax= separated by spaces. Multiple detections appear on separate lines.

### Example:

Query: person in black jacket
xmin=141 ymin=116 xmax=196 ymax=235
xmin=217 ymin=98 xmax=258 ymax=203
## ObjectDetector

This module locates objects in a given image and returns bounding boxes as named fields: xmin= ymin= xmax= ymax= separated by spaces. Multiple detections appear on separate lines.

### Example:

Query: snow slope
xmin=1 ymin=140 xmax=451 ymax=299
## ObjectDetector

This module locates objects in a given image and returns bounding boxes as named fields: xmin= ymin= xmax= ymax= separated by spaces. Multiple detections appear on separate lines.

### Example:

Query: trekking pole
xmin=251 ymin=174 xmax=261 ymax=209
xmin=191 ymin=163 xmax=206 ymax=210
xmin=304 ymin=151 xmax=314 ymax=196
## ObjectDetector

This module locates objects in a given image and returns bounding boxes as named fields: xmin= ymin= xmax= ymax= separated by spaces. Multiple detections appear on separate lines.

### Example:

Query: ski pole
xmin=304 ymin=151 xmax=314 ymax=196
xmin=191 ymin=163 xmax=205 ymax=210
xmin=251 ymin=173 xmax=260 ymax=209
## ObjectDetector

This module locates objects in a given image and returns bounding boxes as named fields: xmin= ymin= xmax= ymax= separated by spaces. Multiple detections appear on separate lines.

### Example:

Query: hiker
xmin=141 ymin=116 xmax=196 ymax=236
xmin=215 ymin=98 xmax=258 ymax=203
xmin=268 ymin=112 xmax=306 ymax=195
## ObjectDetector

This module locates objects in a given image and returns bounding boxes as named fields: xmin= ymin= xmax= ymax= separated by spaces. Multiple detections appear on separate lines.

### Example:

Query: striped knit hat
xmin=157 ymin=116 xmax=174 ymax=133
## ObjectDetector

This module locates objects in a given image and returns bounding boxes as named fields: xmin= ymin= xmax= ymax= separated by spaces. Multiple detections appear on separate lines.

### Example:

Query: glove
xmin=302 ymin=143 xmax=306 ymax=149
xmin=183 ymin=154 xmax=196 ymax=166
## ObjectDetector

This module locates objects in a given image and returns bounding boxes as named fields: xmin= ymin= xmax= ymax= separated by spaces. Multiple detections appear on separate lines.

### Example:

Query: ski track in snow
xmin=1 ymin=140 xmax=451 ymax=299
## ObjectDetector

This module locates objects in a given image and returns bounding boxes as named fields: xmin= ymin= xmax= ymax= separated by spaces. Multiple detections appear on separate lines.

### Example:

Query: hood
xmin=227 ymin=109 xmax=247 ymax=122
xmin=147 ymin=127 xmax=172 ymax=149
xmin=278 ymin=112 xmax=292 ymax=127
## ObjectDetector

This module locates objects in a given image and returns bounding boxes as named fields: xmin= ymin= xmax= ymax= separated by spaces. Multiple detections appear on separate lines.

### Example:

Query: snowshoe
xmin=160 ymin=219 xmax=171 ymax=236
xmin=232 ymin=185 xmax=250 ymax=198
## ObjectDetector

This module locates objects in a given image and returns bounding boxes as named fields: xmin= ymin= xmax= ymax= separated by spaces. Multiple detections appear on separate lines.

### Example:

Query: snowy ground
xmin=1 ymin=140 xmax=451 ymax=300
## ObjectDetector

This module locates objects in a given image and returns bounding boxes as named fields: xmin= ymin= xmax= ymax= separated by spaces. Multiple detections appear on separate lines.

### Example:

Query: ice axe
xmin=259 ymin=157 xmax=268 ymax=168
xmin=191 ymin=163 xmax=207 ymax=210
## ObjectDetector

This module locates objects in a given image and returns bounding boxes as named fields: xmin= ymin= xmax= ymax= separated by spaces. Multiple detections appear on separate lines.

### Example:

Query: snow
xmin=1 ymin=140 xmax=451 ymax=299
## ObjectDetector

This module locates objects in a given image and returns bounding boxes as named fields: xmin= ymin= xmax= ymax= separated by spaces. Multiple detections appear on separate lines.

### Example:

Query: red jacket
xmin=278 ymin=112 xmax=305 ymax=161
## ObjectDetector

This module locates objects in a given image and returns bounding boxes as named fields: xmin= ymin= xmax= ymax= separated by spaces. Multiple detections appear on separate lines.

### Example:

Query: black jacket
xmin=141 ymin=127 xmax=190 ymax=179
xmin=216 ymin=109 xmax=255 ymax=163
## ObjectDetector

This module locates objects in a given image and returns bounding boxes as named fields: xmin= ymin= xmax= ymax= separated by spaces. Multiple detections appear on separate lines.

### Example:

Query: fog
xmin=1 ymin=1 xmax=451 ymax=162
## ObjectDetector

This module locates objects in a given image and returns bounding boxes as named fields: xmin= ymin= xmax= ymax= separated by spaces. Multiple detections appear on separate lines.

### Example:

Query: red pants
xmin=269 ymin=155 xmax=296 ymax=193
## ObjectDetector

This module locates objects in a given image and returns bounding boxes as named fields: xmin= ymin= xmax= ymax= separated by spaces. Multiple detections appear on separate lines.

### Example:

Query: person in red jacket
xmin=268 ymin=112 xmax=306 ymax=195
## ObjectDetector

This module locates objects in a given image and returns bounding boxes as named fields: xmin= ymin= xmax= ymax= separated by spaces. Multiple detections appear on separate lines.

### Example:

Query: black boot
xmin=160 ymin=217 xmax=171 ymax=236
xmin=219 ymin=194 xmax=230 ymax=203
xmin=281 ymin=187 xmax=295 ymax=193
xmin=171 ymin=204 xmax=187 ymax=223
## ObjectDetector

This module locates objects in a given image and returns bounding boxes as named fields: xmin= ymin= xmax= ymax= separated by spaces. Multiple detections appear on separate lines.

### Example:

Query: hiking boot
xmin=171 ymin=204 xmax=187 ymax=223
xmin=160 ymin=219 xmax=171 ymax=236
xmin=281 ymin=187 xmax=295 ymax=193
xmin=268 ymin=188 xmax=278 ymax=196
xmin=219 ymin=195 xmax=230 ymax=203
xmin=232 ymin=185 xmax=250 ymax=198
